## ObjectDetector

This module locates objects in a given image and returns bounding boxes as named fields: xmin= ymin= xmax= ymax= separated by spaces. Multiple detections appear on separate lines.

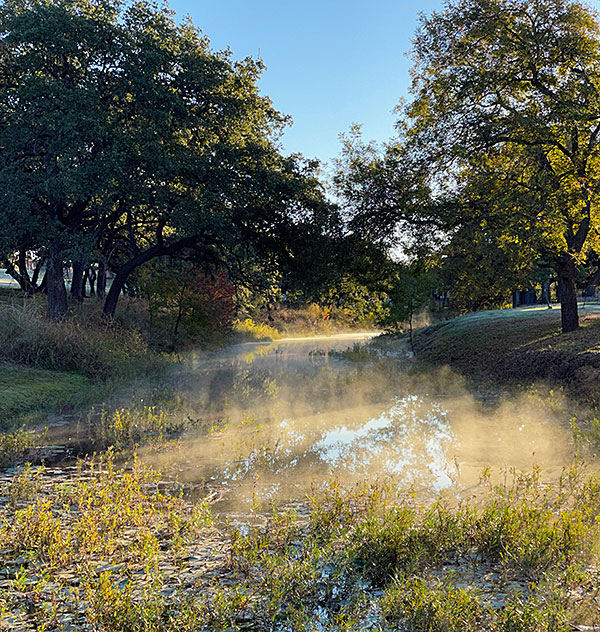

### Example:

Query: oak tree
xmin=408 ymin=0 xmax=600 ymax=331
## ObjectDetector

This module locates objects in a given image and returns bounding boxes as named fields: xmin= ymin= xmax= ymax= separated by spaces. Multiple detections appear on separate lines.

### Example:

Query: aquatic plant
xmin=1 ymin=457 xmax=599 ymax=631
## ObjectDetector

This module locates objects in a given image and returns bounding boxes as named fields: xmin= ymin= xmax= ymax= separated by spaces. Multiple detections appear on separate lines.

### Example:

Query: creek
xmin=134 ymin=332 xmax=577 ymax=511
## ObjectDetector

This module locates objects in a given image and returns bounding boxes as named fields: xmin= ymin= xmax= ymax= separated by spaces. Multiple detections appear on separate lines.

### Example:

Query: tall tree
xmin=407 ymin=0 xmax=600 ymax=332
xmin=0 ymin=0 xmax=333 ymax=319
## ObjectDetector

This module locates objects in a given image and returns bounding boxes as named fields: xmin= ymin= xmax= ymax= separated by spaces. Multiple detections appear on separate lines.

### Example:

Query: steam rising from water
xmin=142 ymin=333 xmax=578 ymax=508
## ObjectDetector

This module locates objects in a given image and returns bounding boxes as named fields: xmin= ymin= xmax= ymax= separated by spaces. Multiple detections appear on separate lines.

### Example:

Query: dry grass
xmin=259 ymin=304 xmax=379 ymax=336
xmin=0 ymin=302 xmax=151 ymax=379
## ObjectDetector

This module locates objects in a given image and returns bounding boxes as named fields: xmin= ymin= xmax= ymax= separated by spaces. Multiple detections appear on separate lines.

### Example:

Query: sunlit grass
xmin=233 ymin=317 xmax=282 ymax=341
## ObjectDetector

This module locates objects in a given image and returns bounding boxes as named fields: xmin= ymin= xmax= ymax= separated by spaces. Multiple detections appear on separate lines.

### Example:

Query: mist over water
xmin=143 ymin=333 xmax=578 ymax=509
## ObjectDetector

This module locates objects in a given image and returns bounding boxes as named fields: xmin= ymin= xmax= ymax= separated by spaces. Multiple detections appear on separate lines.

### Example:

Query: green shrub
xmin=382 ymin=577 xmax=484 ymax=632
xmin=233 ymin=317 xmax=281 ymax=341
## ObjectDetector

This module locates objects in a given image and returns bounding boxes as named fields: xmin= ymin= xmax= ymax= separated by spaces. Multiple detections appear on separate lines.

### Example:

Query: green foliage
xmin=136 ymin=260 xmax=237 ymax=348
xmin=335 ymin=0 xmax=600 ymax=331
xmin=438 ymin=227 xmax=538 ymax=311
xmin=410 ymin=0 xmax=600 ymax=331
xmin=282 ymin=231 xmax=395 ymax=321
xmin=382 ymin=265 xmax=437 ymax=331
xmin=0 ymin=0 xmax=340 ymax=320
xmin=333 ymin=125 xmax=433 ymax=252
xmin=382 ymin=577 xmax=484 ymax=631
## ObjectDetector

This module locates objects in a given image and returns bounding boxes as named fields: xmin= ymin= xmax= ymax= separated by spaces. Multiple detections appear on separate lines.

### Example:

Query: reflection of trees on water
xmin=182 ymin=357 xmax=404 ymax=424
xmin=228 ymin=364 xmax=390 ymax=413
xmin=232 ymin=368 xmax=280 ymax=405
xmin=194 ymin=366 xmax=280 ymax=412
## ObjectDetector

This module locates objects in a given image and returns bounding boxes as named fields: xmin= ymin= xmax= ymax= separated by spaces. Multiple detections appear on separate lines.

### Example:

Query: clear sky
xmin=168 ymin=0 xmax=600 ymax=167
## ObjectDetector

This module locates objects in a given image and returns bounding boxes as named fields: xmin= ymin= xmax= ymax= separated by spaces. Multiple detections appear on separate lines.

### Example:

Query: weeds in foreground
xmin=0 ymin=451 xmax=216 ymax=630
xmin=1 ymin=460 xmax=599 ymax=631
xmin=227 ymin=466 xmax=600 ymax=631
xmin=86 ymin=397 xmax=216 ymax=452
xmin=0 ymin=428 xmax=44 ymax=468
xmin=381 ymin=577 xmax=484 ymax=632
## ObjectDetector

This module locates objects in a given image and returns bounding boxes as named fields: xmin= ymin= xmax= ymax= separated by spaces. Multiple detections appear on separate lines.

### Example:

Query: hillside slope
xmin=412 ymin=305 xmax=600 ymax=401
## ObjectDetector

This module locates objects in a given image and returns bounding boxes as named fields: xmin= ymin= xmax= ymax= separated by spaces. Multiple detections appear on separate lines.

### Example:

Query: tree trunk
xmin=38 ymin=271 xmax=47 ymax=294
xmin=82 ymin=268 xmax=89 ymax=298
xmin=71 ymin=260 xmax=84 ymax=303
xmin=584 ymin=267 xmax=600 ymax=298
xmin=87 ymin=267 xmax=96 ymax=296
xmin=557 ymin=259 xmax=579 ymax=333
xmin=541 ymin=280 xmax=552 ymax=308
xmin=102 ymin=255 xmax=147 ymax=318
xmin=97 ymin=263 xmax=106 ymax=299
xmin=47 ymin=251 xmax=68 ymax=320
xmin=30 ymin=256 xmax=44 ymax=292
xmin=102 ymin=236 xmax=199 ymax=318
xmin=173 ymin=280 xmax=188 ymax=341
xmin=102 ymin=270 xmax=127 ymax=318
xmin=408 ymin=310 xmax=415 ymax=356
xmin=5 ymin=247 xmax=34 ymax=293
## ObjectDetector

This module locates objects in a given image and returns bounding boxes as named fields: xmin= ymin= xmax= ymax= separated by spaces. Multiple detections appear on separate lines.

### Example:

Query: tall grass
xmin=262 ymin=303 xmax=379 ymax=335
xmin=233 ymin=317 xmax=281 ymax=341
xmin=90 ymin=404 xmax=191 ymax=451
xmin=0 ymin=302 xmax=149 ymax=379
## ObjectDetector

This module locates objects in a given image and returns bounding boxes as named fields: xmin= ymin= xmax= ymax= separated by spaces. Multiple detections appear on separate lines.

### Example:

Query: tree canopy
xmin=0 ymin=0 xmax=339 ymax=319
xmin=335 ymin=0 xmax=600 ymax=332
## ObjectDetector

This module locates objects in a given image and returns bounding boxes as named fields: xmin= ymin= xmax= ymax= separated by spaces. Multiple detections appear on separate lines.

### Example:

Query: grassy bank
xmin=0 ymin=303 xmax=153 ymax=380
xmin=0 ymin=301 xmax=174 ymax=429
xmin=404 ymin=305 xmax=600 ymax=402
xmin=0 ymin=366 xmax=92 ymax=429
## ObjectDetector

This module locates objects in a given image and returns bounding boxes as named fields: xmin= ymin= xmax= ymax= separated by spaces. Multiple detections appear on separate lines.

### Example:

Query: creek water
xmin=140 ymin=332 xmax=577 ymax=510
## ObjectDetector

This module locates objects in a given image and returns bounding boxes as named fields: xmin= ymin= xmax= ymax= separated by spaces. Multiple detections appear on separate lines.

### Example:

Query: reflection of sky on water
xmin=212 ymin=395 xmax=458 ymax=498
xmin=312 ymin=396 xmax=456 ymax=491
xmin=148 ymin=333 xmax=576 ymax=508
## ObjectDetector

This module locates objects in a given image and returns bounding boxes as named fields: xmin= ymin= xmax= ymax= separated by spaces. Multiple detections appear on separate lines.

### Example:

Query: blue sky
xmin=168 ymin=0 xmax=600 ymax=167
